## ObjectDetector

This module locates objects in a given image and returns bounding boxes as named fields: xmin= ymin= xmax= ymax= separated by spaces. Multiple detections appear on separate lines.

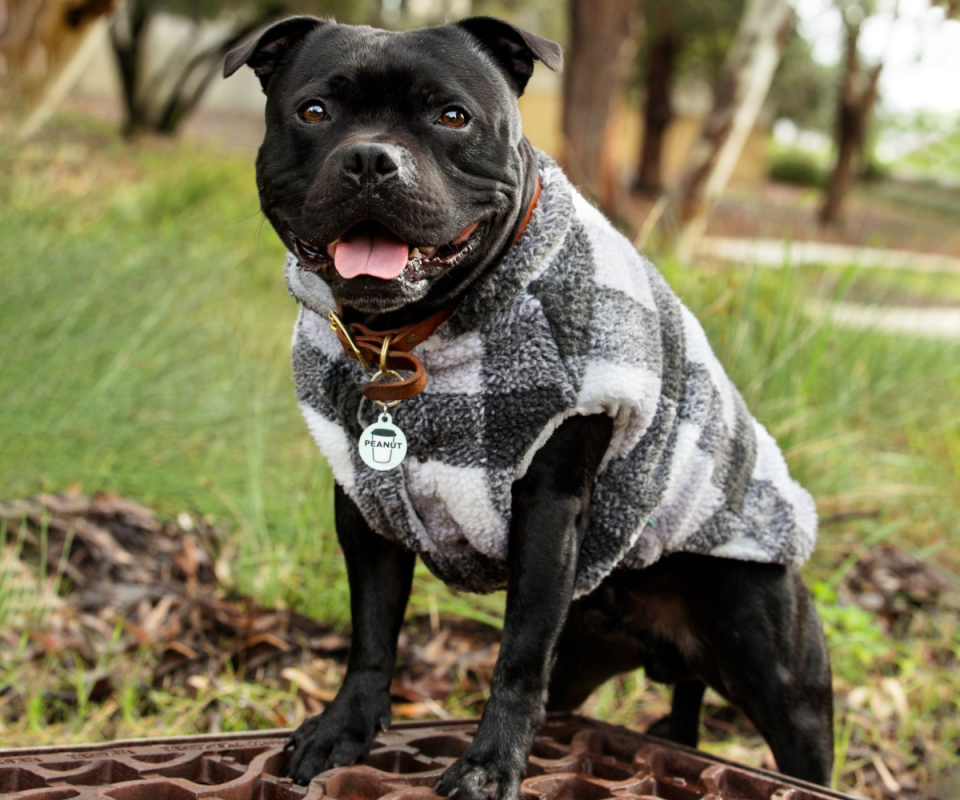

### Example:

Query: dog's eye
xmin=439 ymin=108 xmax=468 ymax=128
xmin=300 ymin=103 xmax=328 ymax=123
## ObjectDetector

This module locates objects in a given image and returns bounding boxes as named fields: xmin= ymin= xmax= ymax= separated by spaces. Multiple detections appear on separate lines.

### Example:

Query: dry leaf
xmin=281 ymin=667 xmax=337 ymax=702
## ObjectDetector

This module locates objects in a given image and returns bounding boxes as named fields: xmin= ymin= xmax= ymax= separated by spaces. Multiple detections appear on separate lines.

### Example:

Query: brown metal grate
xmin=0 ymin=716 xmax=853 ymax=800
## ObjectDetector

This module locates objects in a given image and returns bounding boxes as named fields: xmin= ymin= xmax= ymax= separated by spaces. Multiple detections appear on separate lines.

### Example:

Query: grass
xmin=0 ymin=117 xmax=346 ymax=623
xmin=1 ymin=115 xmax=958 ymax=794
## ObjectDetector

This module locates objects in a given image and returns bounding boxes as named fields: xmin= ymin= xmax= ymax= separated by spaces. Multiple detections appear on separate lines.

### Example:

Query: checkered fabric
xmin=287 ymin=152 xmax=818 ymax=597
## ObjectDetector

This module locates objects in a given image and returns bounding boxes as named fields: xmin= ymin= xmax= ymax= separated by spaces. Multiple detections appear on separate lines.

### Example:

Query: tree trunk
xmin=109 ymin=0 xmax=279 ymax=138
xmin=633 ymin=8 xmax=676 ymax=196
xmin=670 ymin=0 xmax=793 ymax=261
xmin=563 ymin=0 xmax=642 ymax=216
xmin=2 ymin=0 xmax=114 ymax=121
xmin=819 ymin=17 xmax=883 ymax=225
xmin=17 ymin=14 xmax=110 ymax=139
xmin=151 ymin=14 xmax=275 ymax=134
xmin=109 ymin=0 xmax=149 ymax=136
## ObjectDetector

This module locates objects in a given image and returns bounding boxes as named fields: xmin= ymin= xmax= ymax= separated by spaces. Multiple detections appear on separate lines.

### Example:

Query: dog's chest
xmin=294 ymin=291 xmax=583 ymax=591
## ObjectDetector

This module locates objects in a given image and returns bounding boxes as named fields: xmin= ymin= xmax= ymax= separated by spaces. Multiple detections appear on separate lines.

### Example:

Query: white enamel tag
xmin=359 ymin=412 xmax=407 ymax=471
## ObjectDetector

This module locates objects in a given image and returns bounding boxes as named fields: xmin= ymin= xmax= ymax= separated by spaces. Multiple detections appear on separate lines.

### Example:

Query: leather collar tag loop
xmin=328 ymin=306 xmax=452 ymax=403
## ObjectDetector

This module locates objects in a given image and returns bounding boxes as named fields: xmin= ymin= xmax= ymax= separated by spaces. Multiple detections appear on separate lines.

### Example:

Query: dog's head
xmin=225 ymin=16 xmax=561 ymax=314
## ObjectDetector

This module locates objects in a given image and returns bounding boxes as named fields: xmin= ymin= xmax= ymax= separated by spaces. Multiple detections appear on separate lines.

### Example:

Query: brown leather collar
xmin=331 ymin=176 xmax=541 ymax=403
xmin=512 ymin=175 xmax=541 ymax=248
xmin=330 ymin=304 xmax=454 ymax=402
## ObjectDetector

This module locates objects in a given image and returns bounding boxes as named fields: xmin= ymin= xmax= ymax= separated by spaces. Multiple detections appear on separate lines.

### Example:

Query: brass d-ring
xmin=371 ymin=368 xmax=403 ymax=409
xmin=328 ymin=310 xmax=370 ymax=371
xmin=380 ymin=335 xmax=392 ymax=375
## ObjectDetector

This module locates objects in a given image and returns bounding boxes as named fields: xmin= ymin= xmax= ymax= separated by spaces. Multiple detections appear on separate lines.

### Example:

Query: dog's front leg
xmin=287 ymin=483 xmax=415 ymax=784
xmin=435 ymin=414 xmax=613 ymax=800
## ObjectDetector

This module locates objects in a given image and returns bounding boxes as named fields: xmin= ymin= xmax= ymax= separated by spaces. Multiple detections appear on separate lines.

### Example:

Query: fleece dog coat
xmin=287 ymin=152 xmax=818 ymax=598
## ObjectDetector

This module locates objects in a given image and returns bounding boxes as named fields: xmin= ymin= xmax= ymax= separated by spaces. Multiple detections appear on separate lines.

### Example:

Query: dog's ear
xmin=224 ymin=16 xmax=326 ymax=91
xmin=453 ymin=17 xmax=563 ymax=96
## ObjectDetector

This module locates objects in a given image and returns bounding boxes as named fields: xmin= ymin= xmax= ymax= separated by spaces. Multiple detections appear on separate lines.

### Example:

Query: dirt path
xmin=706 ymin=182 xmax=960 ymax=258
xmin=808 ymin=300 xmax=960 ymax=338
xmin=698 ymin=237 xmax=960 ymax=274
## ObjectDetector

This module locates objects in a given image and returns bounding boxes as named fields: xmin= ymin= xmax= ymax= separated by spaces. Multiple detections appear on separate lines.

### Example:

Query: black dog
xmin=224 ymin=16 xmax=834 ymax=798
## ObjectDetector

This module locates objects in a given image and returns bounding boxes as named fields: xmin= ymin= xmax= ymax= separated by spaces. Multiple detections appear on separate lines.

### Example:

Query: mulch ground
xmin=1 ymin=490 xmax=957 ymax=799
xmin=0 ymin=491 xmax=498 ymax=722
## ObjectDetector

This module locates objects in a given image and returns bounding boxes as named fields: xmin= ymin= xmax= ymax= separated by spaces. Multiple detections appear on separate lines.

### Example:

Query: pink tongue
xmin=334 ymin=224 xmax=409 ymax=280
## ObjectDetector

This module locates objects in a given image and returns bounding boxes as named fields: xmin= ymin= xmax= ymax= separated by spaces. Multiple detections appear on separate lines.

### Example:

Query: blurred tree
xmin=2 ymin=0 xmax=115 ymax=137
xmin=632 ymin=0 xmax=676 ymax=196
xmin=111 ymin=0 xmax=276 ymax=136
xmin=670 ymin=0 xmax=793 ymax=260
xmin=768 ymin=26 xmax=838 ymax=133
xmin=563 ymin=0 xmax=641 ymax=216
xmin=818 ymin=0 xmax=889 ymax=225
xmin=632 ymin=0 xmax=745 ymax=196
xmin=819 ymin=0 xmax=958 ymax=223
xmin=109 ymin=0 xmax=376 ymax=137
xmin=631 ymin=0 xmax=830 ymax=197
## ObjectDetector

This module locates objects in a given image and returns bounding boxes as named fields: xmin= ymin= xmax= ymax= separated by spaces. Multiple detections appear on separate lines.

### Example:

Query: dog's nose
xmin=341 ymin=143 xmax=401 ymax=185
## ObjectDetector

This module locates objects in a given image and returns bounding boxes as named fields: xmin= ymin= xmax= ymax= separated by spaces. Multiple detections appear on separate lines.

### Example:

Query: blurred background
xmin=0 ymin=1 xmax=958 ymax=798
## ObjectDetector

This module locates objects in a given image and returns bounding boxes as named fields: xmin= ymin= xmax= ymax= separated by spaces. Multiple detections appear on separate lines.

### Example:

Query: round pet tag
xmin=358 ymin=412 xmax=408 ymax=471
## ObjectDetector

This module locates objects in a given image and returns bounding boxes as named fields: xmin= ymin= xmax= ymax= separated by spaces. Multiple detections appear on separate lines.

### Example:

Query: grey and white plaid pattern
xmin=288 ymin=153 xmax=818 ymax=597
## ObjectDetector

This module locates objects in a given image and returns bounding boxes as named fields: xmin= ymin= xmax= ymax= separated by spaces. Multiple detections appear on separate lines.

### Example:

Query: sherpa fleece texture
xmin=287 ymin=152 xmax=818 ymax=598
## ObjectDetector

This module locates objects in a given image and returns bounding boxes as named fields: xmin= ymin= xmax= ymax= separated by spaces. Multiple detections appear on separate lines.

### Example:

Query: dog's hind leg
xmin=720 ymin=592 xmax=833 ymax=784
xmin=546 ymin=593 xmax=706 ymax=752
xmin=584 ymin=554 xmax=833 ymax=783
xmin=547 ymin=626 xmax=707 ymax=749
xmin=645 ymin=679 xmax=706 ymax=747
xmin=545 ymin=610 xmax=645 ymax=714
xmin=683 ymin=560 xmax=834 ymax=786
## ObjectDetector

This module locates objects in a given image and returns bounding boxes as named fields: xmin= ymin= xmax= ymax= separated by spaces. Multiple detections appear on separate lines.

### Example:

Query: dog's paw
xmin=434 ymin=751 xmax=524 ymax=800
xmin=285 ymin=693 xmax=391 ymax=785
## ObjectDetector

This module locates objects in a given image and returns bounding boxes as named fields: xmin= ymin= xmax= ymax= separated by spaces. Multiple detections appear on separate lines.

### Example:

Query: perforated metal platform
xmin=0 ymin=717 xmax=852 ymax=800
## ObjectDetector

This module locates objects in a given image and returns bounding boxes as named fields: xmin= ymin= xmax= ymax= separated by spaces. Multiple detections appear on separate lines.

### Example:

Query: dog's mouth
xmin=289 ymin=219 xmax=482 ymax=282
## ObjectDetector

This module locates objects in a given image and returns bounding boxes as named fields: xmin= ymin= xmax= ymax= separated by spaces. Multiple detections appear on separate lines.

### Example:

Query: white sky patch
xmin=795 ymin=0 xmax=960 ymax=114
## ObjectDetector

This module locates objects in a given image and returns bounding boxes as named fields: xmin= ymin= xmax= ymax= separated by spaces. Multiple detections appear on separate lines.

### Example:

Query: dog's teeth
xmin=409 ymin=248 xmax=421 ymax=260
